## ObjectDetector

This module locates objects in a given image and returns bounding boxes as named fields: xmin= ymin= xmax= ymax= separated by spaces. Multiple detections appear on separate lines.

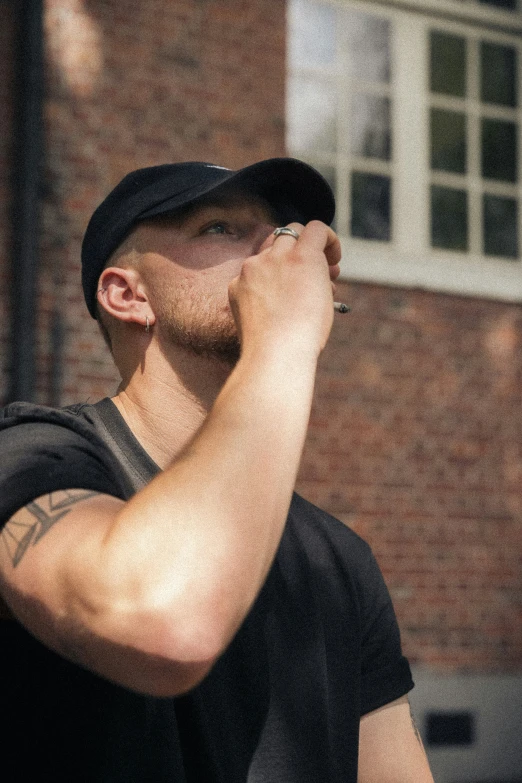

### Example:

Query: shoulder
xmin=288 ymin=492 xmax=375 ymax=574
xmin=284 ymin=493 xmax=387 ymax=617
xmin=286 ymin=493 xmax=402 ymax=633
xmin=0 ymin=400 xmax=120 ymax=476
xmin=0 ymin=401 xmax=106 ymax=449
xmin=0 ymin=401 xmax=131 ymax=527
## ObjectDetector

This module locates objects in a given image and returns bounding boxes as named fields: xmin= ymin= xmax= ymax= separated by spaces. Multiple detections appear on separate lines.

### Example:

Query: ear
xmin=96 ymin=266 xmax=155 ymax=328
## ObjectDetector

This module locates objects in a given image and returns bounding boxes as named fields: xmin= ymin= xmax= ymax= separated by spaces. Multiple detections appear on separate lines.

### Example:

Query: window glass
xmin=481 ymin=42 xmax=517 ymax=107
xmin=430 ymin=31 xmax=466 ymax=97
xmin=343 ymin=10 xmax=391 ymax=82
xmin=313 ymin=164 xmax=337 ymax=229
xmin=481 ymin=118 xmax=517 ymax=182
xmin=431 ymin=186 xmax=468 ymax=251
xmin=351 ymin=172 xmax=391 ymax=241
xmin=483 ymin=195 xmax=518 ymax=257
xmin=479 ymin=0 xmax=517 ymax=10
xmin=288 ymin=0 xmax=336 ymax=68
xmin=287 ymin=75 xmax=337 ymax=153
xmin=430 ymin=109 xmax=467 ymax=174
xmin=351 ymin=95 xmax=391 ymax=160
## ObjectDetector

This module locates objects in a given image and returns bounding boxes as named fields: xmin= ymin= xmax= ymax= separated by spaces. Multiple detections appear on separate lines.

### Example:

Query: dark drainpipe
xmin=9 ymin=0 xmax=44 ymax=402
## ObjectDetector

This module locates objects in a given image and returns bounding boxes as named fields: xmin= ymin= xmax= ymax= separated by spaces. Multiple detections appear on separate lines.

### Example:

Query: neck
xmin=112 ymin=341 xmax=234 ymax=469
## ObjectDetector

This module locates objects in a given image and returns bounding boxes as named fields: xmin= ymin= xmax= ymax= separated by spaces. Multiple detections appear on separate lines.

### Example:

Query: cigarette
xmin=334 ymin=301 xmax=350 ymax=313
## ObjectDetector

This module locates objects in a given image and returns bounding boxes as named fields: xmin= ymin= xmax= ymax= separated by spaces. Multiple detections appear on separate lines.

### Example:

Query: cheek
xmin=142 ymin=251 xmax=244 ymax=310
xmin=148 ymin=269 xmax=233 ymax=322
xmin=183 ymin=261 xmax=243 ymax=305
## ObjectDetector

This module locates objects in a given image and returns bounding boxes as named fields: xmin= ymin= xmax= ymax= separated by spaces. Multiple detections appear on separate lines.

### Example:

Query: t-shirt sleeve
xmin=0 ymin=407 xmax=131 ymax=530
xmin=357 ymin=545 xmax=414 ymax=715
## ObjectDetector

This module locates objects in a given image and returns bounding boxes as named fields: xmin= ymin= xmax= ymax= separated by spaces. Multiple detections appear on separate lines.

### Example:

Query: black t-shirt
xmin=0 ymin=399 xmax=413 ymax=782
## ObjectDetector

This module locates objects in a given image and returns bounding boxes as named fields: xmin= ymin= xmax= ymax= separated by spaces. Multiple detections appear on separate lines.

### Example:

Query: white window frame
xmin=287 ymin=0 xmax=522 ymax=302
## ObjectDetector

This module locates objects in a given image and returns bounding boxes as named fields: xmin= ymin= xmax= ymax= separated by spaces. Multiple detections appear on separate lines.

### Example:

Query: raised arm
xmin=0 ymin=221 xmax=341 ymax=697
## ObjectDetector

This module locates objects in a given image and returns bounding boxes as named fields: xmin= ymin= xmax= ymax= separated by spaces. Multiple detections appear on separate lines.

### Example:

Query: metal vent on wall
xmin=426 ymin=711 xmax=475 ymax=747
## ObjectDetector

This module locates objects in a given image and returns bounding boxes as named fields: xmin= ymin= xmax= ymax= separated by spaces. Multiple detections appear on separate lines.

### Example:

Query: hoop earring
xmin=145 ymin=316 xmax=150 ymax=334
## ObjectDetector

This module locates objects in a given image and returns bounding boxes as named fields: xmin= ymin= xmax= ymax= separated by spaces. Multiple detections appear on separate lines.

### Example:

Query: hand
xmin=228 ymin=221 xmax=342 ymax=360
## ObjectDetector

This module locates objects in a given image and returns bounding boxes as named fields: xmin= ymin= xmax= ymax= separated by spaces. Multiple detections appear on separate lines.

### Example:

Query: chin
xmin=160 ymin=317 xmax=240 ymax=364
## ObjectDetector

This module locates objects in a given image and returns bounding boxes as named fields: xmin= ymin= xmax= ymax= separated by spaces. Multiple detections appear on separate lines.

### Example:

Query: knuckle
xmin=306 ymin=219 xmax=326 ymax=232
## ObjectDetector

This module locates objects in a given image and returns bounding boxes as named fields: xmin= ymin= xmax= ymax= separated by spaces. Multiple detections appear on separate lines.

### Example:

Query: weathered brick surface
xmin=39 ymin=0 xmax=286 ymax=403
xmin=296 ymin=280 xmax=522 ymax=672
xmin=0 ymin=0 xmax=520 ymax=673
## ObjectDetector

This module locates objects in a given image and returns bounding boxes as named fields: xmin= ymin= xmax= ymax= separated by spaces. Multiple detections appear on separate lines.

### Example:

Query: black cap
xmin=81 ymin=157 xmax=336 ymax=318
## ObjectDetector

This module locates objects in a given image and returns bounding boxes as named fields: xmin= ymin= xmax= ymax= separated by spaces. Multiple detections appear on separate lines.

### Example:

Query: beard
xmin=147 ymin=278 xmax=241 ymax=365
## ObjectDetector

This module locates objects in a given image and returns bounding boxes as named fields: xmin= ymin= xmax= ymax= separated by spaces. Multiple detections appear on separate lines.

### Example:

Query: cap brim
xmin=139 ymin=158 xmax=335 ymax=226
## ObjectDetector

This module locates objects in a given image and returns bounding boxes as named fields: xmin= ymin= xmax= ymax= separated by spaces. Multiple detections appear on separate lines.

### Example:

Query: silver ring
xmin=273 ymin=227 xmax=300 ymax=240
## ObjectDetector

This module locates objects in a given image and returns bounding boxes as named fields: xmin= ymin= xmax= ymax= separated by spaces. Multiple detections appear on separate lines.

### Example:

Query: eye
xmin=202 ymin=221 xmax=231 ymax=235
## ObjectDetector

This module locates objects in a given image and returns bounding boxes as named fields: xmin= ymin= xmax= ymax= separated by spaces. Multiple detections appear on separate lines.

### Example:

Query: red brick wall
xmin=0 ymin=0 xmax=520 ymax=673
xmin=39 ymin=0 xmax=286 ymax=403
xmin=297 ymin=279 xmax=522 ymax=672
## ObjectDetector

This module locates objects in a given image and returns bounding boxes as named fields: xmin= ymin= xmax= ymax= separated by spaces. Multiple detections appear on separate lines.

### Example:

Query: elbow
xmin=107 ymin=603 xmax=234 ymax=695
xmin=146 ymin=606 xmax=232 ymax=673
xmin=114 ymin=613 xmax=226 ymax=696
xmin=66 ymin=571 xmax=240 ymax=695
xmin=120 ymin=581 xmax=241 ymax=670
xmin=128 ymin=651 xmax=218 ymax=698
xmin=56 ymin=604 xmax=222 ymax=697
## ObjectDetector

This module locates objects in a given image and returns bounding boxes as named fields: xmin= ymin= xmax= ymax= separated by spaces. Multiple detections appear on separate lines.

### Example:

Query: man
xmin=0 ymin=158 xmax=433 ymax=781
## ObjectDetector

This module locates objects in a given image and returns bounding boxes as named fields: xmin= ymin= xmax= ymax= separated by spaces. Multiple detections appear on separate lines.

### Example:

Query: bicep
xmin=358 ymin=695 xmax=434 ymax=783
xmin=0 ymin=489 xmax=123 ymax=652
xmin=0 ymin=489 xmax=216 ymax=695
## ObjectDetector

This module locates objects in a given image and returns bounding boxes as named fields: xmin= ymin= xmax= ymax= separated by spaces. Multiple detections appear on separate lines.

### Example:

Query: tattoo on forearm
xmin=1 ymin=490 xmax=99 ymax=567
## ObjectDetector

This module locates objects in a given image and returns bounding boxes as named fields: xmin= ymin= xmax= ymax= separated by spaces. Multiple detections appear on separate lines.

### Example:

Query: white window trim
xmin=288 ymin=0 xmax=522 ymax=302
xmin=362 ymin=0 xmax=522 ymax=35
xmin=342 ymin=8 xmax=522 ymax=302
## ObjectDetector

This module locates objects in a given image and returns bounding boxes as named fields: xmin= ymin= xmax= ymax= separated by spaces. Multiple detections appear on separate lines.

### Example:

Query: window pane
xmin=311 ymin=163 xmax=337 ymax=230
xmin=343 ymin=10 xmax=390 ymax=83
xmin=431 ymin=186 xmax=468 ymax=250
xmin=481 ymin=119 xmax=517 ymax=182
xmin=431 ymin=108 xmax=466 ymax=174
xmin=351 ymin=172 xmax=391 ymax=241
xmin=351 ymin=95 xmax=391 ymax=160
xmin=288 ymin=0 xmax=336 ymax=68
xmin=430 ymin=31 xmax=466 ymax=97
xmin=483 ymin=195 xmax=518 ymax=257
xmin=287 ymin=76 xmax=337 ymax=153
xmin=481 ymin=42 xmax=517 ymax=107
xmin=313 ymin=163 xmax=336 ymax=194
xmin=479 ymin=0 xmax=517 ymax=10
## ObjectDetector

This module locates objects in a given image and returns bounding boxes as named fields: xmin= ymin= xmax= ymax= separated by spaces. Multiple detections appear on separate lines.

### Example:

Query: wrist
xmin=238 ymin=327 xmax=322 ymax=372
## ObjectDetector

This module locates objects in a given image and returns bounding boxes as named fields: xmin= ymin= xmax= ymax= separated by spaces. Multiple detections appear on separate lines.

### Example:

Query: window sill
xmin=340 ymin=237 xmax=522 ymax=302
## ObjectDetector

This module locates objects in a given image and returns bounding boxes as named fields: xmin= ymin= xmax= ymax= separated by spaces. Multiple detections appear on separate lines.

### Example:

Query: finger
xmin=329 ymin=263 xmax=341 ymax=282
xmin=268 ymin=223 xmax=305 ymax=253
xmin=325 ymin=232 xmax=342 ymax=267
xmin=292 ymin=220 xmax=342 ymax=267
xmin=311 ymin=221 xmax=342 ymax=267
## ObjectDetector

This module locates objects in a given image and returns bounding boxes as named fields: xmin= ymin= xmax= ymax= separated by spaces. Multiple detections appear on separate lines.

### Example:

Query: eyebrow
xmin=149 ymin=195 xmax=278 ymax=230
